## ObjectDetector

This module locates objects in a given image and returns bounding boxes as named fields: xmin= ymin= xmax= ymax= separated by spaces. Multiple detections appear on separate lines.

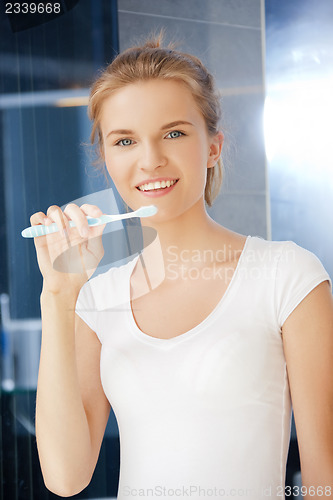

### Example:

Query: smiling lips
xmin=136 ymin=179 xmax=179 ymax=192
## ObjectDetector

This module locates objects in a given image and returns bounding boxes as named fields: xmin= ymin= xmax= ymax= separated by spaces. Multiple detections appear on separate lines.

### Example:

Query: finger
xmin=81 ymin=204 xmax=107 ymax=232
xmin=64 ymin=203 xmax=91 ymax=238
xmin=43 ymin=209 xmax=72 ymax=259
xmin=30 ymin=211 xmax=47 ymax=226
xmin=30 ymin=212 xmax=50 ymax=247
xmin=80 ymin=204 xmax=106 ymax=235
xmin=46 ymin=205 xmax=70 ymax=237
xmin=80 ymin=204 xmax=104 ymax=217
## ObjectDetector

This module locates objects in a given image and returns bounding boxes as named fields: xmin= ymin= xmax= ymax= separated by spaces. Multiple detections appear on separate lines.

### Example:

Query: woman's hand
xmin=30 ymin=203 xmax=106 ymax=296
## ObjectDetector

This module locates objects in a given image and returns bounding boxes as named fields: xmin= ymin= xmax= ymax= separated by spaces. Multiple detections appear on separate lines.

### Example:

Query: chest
xmin=130 ymin=264 xmax=236 ymax=339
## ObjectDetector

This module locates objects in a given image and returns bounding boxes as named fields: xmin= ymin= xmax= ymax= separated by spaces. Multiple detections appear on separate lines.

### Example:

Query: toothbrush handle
xmin=21 ymin=207 xmax=150 ymax=238
xmin=21 ymin=217 xmax=101 ymax=238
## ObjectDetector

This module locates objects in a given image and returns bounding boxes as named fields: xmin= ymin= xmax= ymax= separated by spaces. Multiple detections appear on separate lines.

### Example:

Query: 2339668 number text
xmin=5 ymin=3 xmax=62 ymax=15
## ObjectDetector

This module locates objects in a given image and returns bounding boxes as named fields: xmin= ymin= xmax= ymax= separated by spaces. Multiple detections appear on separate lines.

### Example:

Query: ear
xmin=207 ymin=131 xmax=224 ymax=168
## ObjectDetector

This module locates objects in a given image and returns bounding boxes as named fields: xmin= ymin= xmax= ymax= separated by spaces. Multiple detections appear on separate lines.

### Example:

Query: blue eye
xmin=115 ymin=138 xmax=133 ymax=147
xmin=167 ymin=130 xmax=184 ymax=139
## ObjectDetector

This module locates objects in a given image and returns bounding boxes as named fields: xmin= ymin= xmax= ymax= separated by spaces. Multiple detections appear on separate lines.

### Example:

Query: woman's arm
xmin=36 ymin=291 xmax=110 ymax=497
xmin=30 ymin=203 xmax=108 ymax=495
xmin=282 ymin=280 xmax=333 ymax=499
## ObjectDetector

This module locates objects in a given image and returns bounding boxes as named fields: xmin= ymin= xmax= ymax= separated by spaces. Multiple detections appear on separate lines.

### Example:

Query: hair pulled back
xmin=89 ymin=29 xmax=223 ymax=206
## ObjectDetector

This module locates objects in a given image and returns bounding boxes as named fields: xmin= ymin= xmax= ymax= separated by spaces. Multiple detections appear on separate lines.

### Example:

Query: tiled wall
xmin=117 ymin=0 xmax=268 ymax=238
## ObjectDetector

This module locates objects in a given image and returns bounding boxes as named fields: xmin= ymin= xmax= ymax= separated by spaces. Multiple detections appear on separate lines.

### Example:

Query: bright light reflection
xmin=264 ymin=78 xmax=333 ymax=174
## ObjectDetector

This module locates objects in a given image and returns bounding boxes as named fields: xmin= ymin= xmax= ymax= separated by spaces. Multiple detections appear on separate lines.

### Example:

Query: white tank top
xmin=76 ymin=236 xmax=331 ymax=499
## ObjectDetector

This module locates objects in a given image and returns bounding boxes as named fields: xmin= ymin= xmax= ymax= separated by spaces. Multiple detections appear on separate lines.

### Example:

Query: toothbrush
xmin=21 ymin=205 xmax=158 ymax=238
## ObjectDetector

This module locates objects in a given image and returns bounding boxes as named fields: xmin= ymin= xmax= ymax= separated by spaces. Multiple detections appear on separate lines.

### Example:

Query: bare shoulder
xmin=282 ymin=279 xmax=332 ymax=347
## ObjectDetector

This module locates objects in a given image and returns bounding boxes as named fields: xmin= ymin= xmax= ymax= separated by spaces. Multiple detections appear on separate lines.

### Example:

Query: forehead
xmin=99 ymin=79 xmax=204 ymax=131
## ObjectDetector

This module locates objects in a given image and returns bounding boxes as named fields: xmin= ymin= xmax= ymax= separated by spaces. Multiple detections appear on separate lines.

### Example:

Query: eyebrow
xmin=106 ymin=120 xmax=194 ymax=138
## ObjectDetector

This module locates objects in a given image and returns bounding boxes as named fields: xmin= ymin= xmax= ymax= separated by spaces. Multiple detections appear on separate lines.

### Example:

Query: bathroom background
xmin=0 ymin=0 xmax=332 ymax=498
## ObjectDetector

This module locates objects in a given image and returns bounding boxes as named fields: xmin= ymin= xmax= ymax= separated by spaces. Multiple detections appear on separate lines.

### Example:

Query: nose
xmin=137 ymin=140 xmax=167 ymax=172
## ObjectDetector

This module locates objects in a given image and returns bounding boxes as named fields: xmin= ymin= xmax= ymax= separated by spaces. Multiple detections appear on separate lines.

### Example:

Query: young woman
xmin=32 ymin=33 xmax=333 ymax=499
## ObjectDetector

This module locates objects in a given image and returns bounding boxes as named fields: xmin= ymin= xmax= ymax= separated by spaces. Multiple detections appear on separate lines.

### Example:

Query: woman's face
xmin=99 ymin=79 xmax=222 ymax=220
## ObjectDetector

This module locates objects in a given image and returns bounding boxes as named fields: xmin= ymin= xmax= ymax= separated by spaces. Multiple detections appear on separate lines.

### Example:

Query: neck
xmin=138 ymin=197 xmax=228 ymax=281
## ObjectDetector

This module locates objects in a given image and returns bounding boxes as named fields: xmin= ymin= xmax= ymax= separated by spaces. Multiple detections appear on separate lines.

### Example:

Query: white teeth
xmin=137 ymin=179 xmax=177 ymax=191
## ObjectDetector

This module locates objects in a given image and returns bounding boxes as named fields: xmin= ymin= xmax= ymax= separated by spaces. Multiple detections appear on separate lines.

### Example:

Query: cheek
xmin=104 ymin=158 xmax=136 ymax=207
xmin=106 ymin=165 xmax=127 ymax=189
xmin=187 ymin=145 xmax=209 ymax=178
xmin=104 ymin=151 xmax=129 ymax=182
xmin=185 ymin=137 xmax=207 ymax=162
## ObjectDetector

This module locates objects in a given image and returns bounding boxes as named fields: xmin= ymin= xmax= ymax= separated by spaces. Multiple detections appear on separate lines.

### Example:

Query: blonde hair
xmin=88 ymin=29 xmax=223 ymax=207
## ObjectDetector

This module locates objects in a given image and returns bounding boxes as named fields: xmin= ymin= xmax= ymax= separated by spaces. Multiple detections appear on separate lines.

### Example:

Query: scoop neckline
xmin=126 ymin=235 xmax=252 ymax=346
